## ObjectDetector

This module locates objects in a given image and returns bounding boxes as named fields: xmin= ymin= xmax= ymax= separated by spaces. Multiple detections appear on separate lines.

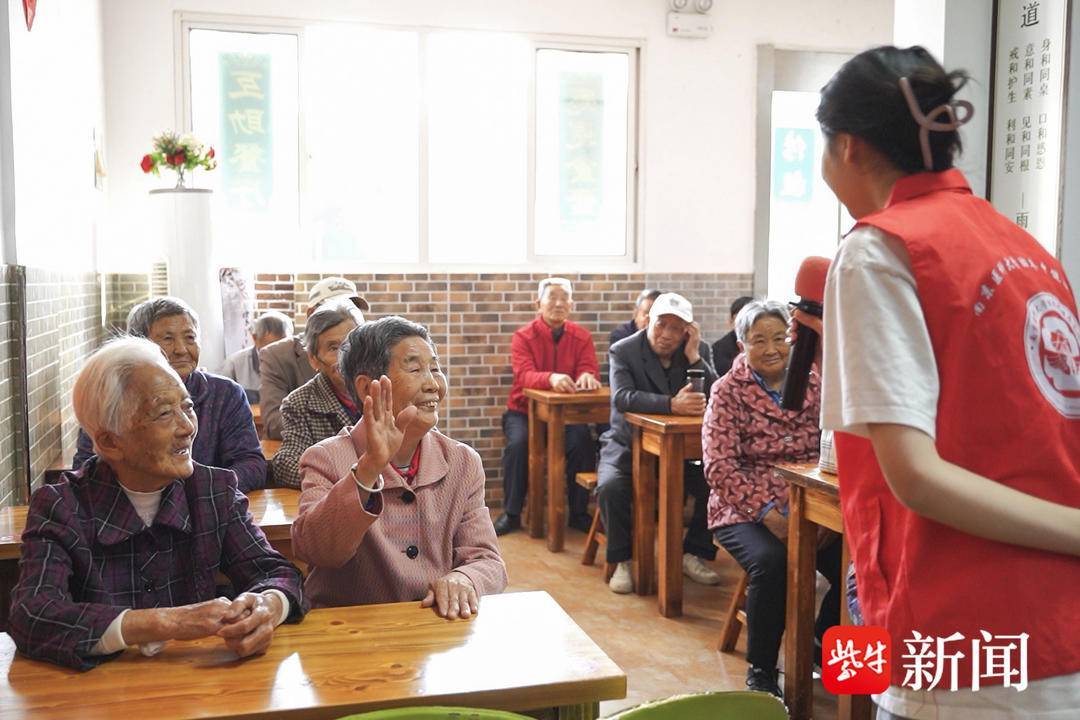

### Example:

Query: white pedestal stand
xmin=149 ymin=188 xmax=225 ymax=369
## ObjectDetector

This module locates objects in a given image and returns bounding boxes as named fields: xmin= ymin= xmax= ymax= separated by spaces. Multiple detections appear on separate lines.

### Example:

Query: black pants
xmin=501 ymin=410 xmax=595 ymax=517
xmin=714 ymin=520 xmax=842 ymax=671
xmin=596 ymin=457 xmax=717 ymax=564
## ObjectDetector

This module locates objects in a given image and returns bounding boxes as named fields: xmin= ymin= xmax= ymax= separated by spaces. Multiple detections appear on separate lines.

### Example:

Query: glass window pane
xmin=189 ymin=29 xmax=300 ymax=266
xmin=534 ymin=49 xmax=630 ymax=257
xmin=427 ymin=32 xmax=529 ymax=264
xmin=305 ymin=25 xmax=420 ymax=263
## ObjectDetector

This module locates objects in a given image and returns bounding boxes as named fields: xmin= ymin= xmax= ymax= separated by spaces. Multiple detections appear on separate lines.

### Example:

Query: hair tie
xmin=898 ymin=76 xmax=974 ymax=171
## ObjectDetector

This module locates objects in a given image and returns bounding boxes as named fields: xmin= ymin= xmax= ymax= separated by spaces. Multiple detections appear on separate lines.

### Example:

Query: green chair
xmin=603 ymin=691 xmax=788 ymax=720
xmin=337 ymin=708 xmax=532 ymax=720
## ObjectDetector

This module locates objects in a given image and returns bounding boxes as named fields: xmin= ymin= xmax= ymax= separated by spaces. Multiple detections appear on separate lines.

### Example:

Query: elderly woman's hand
xmin=358 ymin=375 xmax=418 ymax=476
xmin=421 ymin=571 xmax=479 ymax=620
xmin=216 ymin=591 xmax=283 ymax=658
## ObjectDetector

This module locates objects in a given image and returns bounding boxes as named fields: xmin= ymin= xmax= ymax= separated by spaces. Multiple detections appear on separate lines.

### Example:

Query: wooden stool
xmin=718 ymin=571 xmax=750 ymax=653
xmin=576 ymin=472 xmax=615 ymax=582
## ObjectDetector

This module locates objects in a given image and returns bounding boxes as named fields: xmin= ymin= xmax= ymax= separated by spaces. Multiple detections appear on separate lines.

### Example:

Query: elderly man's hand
xmin=549 ymin=373 xmax=576 ymax=393
xmin=575 ymin=372 xmax=600 ymax=391
xmin=670 ymin=382 xmax=707 ymax=415
xmin=684 ymin=322 xmax=702 ymax=364
xmin=421 ymin=571 xmax=479 ymax=620
xmin=216 ymin=592 xmax=283 ymax=658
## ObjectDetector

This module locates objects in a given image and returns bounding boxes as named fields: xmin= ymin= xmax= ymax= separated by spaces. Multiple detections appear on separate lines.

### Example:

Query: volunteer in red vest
xmin=494 ymin=278 xmax=601 ymax=536
xmin=805 ymin=45 xmax=1080 ymax=719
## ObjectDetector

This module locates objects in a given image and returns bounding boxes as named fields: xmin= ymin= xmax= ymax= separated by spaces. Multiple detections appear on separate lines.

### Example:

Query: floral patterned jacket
xmin=702 ymin=353 xmax=821 ymax=528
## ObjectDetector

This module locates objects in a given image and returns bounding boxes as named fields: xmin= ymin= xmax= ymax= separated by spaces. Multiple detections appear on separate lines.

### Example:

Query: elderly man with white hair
xmin=9 ymin=338 xmax=305 ymax=671
xmin=494 ymin=277 xmax=601 ymax=536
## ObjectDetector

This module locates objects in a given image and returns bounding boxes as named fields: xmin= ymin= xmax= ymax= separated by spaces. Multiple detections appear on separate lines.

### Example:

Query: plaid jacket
xmin=73 ymin=370 xmax=267 ymax=492
xmin=270 ymin=373 xmax=356 ymax=489
xmin=9 ymin=459 xmax=306 ymax=671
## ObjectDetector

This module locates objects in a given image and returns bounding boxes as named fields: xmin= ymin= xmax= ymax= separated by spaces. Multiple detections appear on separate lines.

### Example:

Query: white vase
xmin=149 ymin=188 xmax=226 ymax=369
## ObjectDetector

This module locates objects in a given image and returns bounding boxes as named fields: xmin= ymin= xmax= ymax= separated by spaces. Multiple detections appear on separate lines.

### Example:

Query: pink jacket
xmin=291 ymin=421 xmax=508 ymax=608
xmin=702 ymin=354 xmax=821 ymax=528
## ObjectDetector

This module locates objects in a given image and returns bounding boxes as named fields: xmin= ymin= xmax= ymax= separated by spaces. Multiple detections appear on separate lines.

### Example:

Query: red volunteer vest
xmin=835 ymin=169 xmax=1080 ymax=688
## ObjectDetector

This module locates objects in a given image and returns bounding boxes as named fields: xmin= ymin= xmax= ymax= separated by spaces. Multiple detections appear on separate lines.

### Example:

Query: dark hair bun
xmin=817 ymin=45 xmax=970 ymax=173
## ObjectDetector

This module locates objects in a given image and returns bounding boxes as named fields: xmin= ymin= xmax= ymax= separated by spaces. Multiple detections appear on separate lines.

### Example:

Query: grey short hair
xmin=253 ymin=311 xmax=293 ymax=342
xmin=303 ymin=301 xmax=364 ymax=356
xmin=127 ymin=296 xmax=200 ymax=338
xmin=734 ymin=299 xmax=791 ymax=343
xmin=73 ymin=337 xmax=184 ymax=445
xmin=340 ymin=316 xmax=435 ymax=406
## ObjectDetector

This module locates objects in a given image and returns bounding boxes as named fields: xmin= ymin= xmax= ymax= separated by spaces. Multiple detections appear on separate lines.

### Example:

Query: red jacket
xmin=507 ymin=317 xmax=600 ymax=414
xmin=836 ymin=169 xmax=1080 ymax=687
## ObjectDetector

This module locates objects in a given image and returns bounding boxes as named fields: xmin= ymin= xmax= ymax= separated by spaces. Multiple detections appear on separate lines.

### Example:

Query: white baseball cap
xmin=537 ymin=277 xmax=573 ymax=300
xmin=307 ymin=277 xmax=370 ymax=314
xmin=649 ymin=292 xmax=693 ymax=323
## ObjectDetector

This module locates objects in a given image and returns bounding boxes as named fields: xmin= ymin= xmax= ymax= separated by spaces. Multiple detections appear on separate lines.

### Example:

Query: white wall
xmin=7 ymin=0 xmax=106 ymax=271
xmin=894 ymin=0 xmax=992 ymax=198
xmin=101 ymin=0 xmax=893 ymax=274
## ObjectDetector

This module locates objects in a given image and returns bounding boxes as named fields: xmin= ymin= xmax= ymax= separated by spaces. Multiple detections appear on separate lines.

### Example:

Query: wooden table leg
xmin=838 ymin=536 xmax=874 ymax=720
xmin=527 ymin=398 xmax=547 ymax=539
xmin=657 ymin=434 xmax=685 ymax=618
xmin=547 ymin=406 xmax=567 ymax=553
xmin=632 ymin=427 xmax=657 ymax=596
xmin=785 ymin=484 xmax=816 ymax=720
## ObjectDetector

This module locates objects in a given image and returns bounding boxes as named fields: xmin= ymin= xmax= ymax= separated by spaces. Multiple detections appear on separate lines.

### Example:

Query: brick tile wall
xmin=104 ymin=272 xmax=151 ymax=332
xmin=254 ymin=272 xmax=753 ymax=507
xmin=24 ymin=268 xmax=104 ymax=491
xmin=0 ymin=267 xmax=26 ymax=507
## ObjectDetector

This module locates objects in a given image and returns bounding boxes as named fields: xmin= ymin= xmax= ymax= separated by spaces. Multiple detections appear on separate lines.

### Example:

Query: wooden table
xmin=522 ymin=388 xmax=610 ymax=553
xmin=775 ymin=462 xmax=870 ymax=720
xmin=0 ymin=590 xmax=625 ymax=720
xmin=624 ymin=412 xmax=703 ymax=618
xmin=251 ymin=402 xmax=263 ymax=437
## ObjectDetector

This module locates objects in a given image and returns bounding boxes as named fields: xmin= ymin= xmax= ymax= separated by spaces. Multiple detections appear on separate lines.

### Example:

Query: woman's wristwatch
xmin=350 ymin=462 xmax=386 ymax=494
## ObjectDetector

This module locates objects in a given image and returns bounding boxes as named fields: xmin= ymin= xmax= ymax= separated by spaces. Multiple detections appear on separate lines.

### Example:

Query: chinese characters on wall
xmin=990 ymin=0 xmax=1068 ymax=257
xmin=220 ymin=53 xmax=273 ymax=210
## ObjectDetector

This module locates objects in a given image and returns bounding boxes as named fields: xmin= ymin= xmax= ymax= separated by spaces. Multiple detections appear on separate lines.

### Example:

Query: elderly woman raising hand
xmin=291 ymin=316 xmax=506 ymax=618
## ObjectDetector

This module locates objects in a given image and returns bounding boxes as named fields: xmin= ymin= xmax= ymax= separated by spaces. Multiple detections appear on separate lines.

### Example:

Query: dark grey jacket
xmin=599 ymin=329 xmax=717 ymax=472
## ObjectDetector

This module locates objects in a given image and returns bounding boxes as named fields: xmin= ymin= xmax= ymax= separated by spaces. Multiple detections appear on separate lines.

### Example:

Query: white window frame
xmin=175 ymin=11 xmax=644 ymax=272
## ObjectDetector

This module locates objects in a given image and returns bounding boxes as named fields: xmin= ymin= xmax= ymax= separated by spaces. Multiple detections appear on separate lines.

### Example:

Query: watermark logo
xmin=822 ymin=626 xmax=891 ymax=694
xmin=823 ymin=627 xmax=1030 ymax=694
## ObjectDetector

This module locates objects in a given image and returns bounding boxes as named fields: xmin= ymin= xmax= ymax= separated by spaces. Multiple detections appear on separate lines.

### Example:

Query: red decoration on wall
xmin=23 ymin=0 xmax=37 ymax=31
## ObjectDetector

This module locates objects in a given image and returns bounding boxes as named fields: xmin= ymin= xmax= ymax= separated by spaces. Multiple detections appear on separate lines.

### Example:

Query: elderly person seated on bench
xmin=72 ymin=296 xmax=266 ymax=492
xmin=9 ymin=338 xmax=305 ymax=671
xmin=291 ymin=316 xmax=507 ymax=618
xmin=270 ymin=301 xmax=365 ymax=488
